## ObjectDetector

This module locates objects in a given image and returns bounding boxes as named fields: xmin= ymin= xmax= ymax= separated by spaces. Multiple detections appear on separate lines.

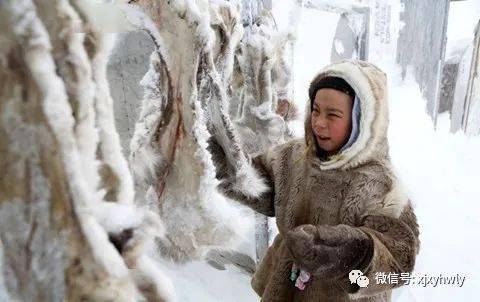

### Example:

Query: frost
xmin=0 ymin=240 xmax=11 ymax=302
xmin=334 ymin=38 xmax=345 ymax=54
xmin=93 ymin=201 xmax=165 ymax=238
xmin=0 ymin=111 xmax=68 ymax=300
xmin=91 ymin=32 xmax=135 ymax=204
xmin=1 ymin=0 xmax=173 ymax=300
xmin=126 ymin=0 xmax=259 ymax=262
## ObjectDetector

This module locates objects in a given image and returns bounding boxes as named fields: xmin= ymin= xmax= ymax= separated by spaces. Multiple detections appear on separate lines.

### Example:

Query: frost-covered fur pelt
xmin=129 ymin=50 xmax=168 ymax=187
xmin=0 ymin=0 xmax=174 ymax=300
xmin=90 ymin=34 xmax=136 ymax=204
xmin=94 ymin=202 xmax=175 ymax=302
xmin=126 ymin=0 xmax=261 ymax=261
xmin=232 ymin=13 xmax=297 ymax=156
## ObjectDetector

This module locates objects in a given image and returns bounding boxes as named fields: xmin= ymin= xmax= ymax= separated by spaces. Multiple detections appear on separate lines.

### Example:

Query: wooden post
xmin=462 ymin=21 xmax=480 ymax=135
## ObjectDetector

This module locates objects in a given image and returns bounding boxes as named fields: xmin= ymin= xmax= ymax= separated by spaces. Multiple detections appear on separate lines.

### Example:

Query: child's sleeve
xmin=336 ymin=174 xmax=420 ymax=298
xmin=207 ymin=136 xmax=275 ymax=217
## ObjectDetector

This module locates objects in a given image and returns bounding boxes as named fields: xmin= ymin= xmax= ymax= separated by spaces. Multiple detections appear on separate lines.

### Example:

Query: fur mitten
xmin=285 ymin=224 xmax=373 ymax=279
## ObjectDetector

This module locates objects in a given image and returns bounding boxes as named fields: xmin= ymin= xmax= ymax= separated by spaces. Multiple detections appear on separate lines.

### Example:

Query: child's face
xmin=311 ymin=88 xmax=353 ymax=155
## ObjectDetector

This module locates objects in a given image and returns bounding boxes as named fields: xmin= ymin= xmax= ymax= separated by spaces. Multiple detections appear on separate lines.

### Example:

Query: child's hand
xmin=285 ymin=224 xmax=373 ymax=279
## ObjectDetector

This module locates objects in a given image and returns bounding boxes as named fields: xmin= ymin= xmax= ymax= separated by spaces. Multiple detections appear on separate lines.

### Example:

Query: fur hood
xmin=304 ymin=60 xmax=389 ymax=170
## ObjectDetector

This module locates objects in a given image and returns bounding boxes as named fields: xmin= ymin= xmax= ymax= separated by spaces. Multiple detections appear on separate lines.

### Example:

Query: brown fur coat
xmin=213 ymin=60 xmax=420 ymax=302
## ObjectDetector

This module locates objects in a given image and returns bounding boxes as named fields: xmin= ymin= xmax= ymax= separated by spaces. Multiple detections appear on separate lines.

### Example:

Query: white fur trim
xmin=233 ymin=163 xmax=270 ymax=198
xmin=364 ymin=178 xmax=409 ymax=219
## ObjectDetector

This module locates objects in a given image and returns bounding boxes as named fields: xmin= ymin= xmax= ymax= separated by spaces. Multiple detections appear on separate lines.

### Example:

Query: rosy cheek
xmin=330 ymin=121 xmax=349 ymax=140
xmin=328 ymin=122 xmax=339 ymax=135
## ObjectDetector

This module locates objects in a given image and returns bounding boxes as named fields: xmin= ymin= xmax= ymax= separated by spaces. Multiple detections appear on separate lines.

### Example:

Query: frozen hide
xmin=0 ymin=0 xmax=173 ymax=300
xmin=232 ymin=12 xmax=296 ymax=156
xmin=214 ymin=3 xmax=297 ymax=264
xmin=127 ymin=0 xmax=258 ymax=262
xmin=126 ymin=0 xmax=298 ymax=262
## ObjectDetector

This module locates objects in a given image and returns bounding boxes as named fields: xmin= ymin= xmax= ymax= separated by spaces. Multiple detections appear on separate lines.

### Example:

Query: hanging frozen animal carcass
xmin=126 ymin=0 xmax=270 ymax=262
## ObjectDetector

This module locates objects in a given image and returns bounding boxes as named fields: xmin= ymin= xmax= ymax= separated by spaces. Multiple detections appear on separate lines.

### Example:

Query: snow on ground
xmin=154 ymin=258 xmax=259 ymax=302
xmin=387 ymin=69 xmax=480 ymax=302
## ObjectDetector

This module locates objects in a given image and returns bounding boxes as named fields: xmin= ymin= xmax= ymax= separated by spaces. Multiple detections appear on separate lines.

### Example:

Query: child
xmin=209 ymin=60 xmax=420 ymax=302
